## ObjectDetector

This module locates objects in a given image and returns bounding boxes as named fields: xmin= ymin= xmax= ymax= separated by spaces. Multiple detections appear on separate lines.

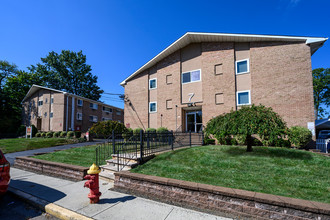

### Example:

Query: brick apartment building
xmin=22 ymin=85 xmax=124 ymax=132
xmin=120 ymin=32 xmax=327 ymax=135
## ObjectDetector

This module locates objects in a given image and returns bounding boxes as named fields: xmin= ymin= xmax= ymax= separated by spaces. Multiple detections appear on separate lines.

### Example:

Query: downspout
xmin=65 ymin=93 xmax=68 ymax=132
xmin=71 ymin=97 xmax=75 ymax=131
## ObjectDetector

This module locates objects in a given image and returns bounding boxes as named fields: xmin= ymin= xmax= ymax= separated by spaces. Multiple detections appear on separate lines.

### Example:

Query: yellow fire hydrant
xmin=84 ymin=163 xmax=102 ymax=203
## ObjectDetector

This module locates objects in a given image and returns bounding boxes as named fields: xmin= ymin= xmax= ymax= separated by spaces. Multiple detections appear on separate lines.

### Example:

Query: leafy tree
xmin=313 ymin=68 xmax=330 ymax=119
xmin=0 ymin=60 xmax=18 ymax=91
xmin=29 ymin=50 xmax=103 ymax=100
xmin=205 ymin=105 xmax=287 ymax=152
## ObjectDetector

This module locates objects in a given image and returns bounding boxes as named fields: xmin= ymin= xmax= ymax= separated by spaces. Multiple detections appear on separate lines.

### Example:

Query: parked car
xmin=0 ymin=149 xmax=10 ymax=195
xmin=318 ymin=130 xmax=330 ymax=139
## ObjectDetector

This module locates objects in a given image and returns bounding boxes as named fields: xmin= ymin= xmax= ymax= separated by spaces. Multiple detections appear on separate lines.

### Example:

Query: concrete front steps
xmin=99 ymin=154 xmax=139 ymax=181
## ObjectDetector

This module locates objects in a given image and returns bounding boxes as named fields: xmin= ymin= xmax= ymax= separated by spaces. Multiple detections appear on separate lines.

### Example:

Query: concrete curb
xmin=8 ymin=186 xmax=93 ymax=220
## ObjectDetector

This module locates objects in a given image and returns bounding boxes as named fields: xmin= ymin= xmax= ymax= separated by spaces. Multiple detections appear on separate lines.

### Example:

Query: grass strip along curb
xmin=8 ymin=186 xmax=92 ymax=220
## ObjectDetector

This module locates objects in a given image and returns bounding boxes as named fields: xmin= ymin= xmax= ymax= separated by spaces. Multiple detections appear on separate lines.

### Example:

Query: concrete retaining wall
xmin=15 ymin=156 xmax=88 ymax=181
xmin=114 ymin=171 xmax=330 ymax=220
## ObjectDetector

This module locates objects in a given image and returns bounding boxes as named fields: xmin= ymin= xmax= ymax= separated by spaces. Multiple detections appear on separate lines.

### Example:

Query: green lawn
xmin=0 ymin=138 xmax=79 ymax=154
xmin=33 ymin=145 xmax=100 ymax=167
xmin=132 ymin=145 xmax=330 ymax=204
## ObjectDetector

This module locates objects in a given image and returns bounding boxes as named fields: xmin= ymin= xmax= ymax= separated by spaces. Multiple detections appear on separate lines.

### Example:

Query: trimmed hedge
xmin=60 ymin=131 xmax=67 ymax=138
xmin=67 ymin=131 xmax=75 ymax=138
xmin=89 ymin=121 xmax=128 ymax=138
xmin=46 ymin=132 xmax=54 ymax=138
xmin=53 ymin=131 xmax=61 ymax=138
xmin=288 ymin=126 xmax=312 ymax=148
xmin=157 ymin=127 xmax=169 ymax=133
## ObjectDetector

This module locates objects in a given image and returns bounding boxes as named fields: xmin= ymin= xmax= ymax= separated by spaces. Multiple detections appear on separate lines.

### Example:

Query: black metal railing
xmin=95 ymin=130 xmax=204 ymax=171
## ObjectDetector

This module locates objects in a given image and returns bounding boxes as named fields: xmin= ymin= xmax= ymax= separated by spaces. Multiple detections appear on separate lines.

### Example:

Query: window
xmin=90 ymin=103 xmax=98 ymax=110
xmin=77 ymin=99 xmax=83 ymax=106
xmin=236 ymin=90 xmax=251 ymax=105
xmin=116 ymin=111 xmax=121 ymax=116
xmin=182 ymin=69 xmax=201 ymax=84
xmin=50 ymin=112 xmax=53 ymax=118
xmin=38 ymin=100 xmax=43 ymax=106
xmin=103 ymin=106 xmax=112 ymax=112
xmin=77 ymin=112 xmax=83 ymax=120
xmin=149 ymin=78 xmax=157 ymax=90
xmin=89 ymin=115 xmax=98 ymax=122
xmin=51 ymin=97 xmax=54 ymax=104
xmin=45 ymin=98 xmax=48 ymax=103
xmin=102 ymin=117 xmax=111 ymax=121
xmin=44 ymin=112 xmax=47 ymax=118
xmin=236 ymin=59 xmax=249 ymax=74
xmin=149 ymin=102 xmax=157 ymax=113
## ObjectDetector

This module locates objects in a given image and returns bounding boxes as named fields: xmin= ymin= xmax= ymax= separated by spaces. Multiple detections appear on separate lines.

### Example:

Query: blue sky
xmin=0 ymin=0 xmax=329 ymax=109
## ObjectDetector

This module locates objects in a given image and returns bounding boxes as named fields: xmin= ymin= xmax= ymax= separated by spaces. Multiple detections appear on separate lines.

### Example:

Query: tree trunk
xmin=246 ymin=134 xmax=253 ymax=152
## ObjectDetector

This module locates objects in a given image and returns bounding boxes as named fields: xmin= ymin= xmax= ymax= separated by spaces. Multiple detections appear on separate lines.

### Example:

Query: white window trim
xmin=77 ymin=112 xmax=83 ymax=121
xmin=236 ymin=90 xmax=251 ymax=106
xmin=235 ymin=59 xmax=250 ymax=75
xmin=181 ymin=69 xmax=202 ymax=84
xmin=102 ymin=106 xmax=112 ymax=113
xmin=89 ymin=115 xmax=98 ymax=122
xmin=77 ymin=99 xmax=83 ymax=106
xmin=90 ymin=103 xmax=98 ymax=110
xmin=50 ymin=112 xmax=53 ymax=118
xmin=149 ymin=102 xmax=157 ymax=113
xmin=149 ymin=78 xmax=157 ymax=90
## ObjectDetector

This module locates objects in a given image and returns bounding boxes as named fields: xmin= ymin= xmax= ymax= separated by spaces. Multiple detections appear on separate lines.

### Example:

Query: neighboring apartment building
xmin=22 ymin=85 xmax=124 ymax=132
xmin=121 ymin=32 xmax=327 ymax=135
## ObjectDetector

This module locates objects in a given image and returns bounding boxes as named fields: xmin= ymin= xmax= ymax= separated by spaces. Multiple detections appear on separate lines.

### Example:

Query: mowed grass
xmin=0 ymin=138 xmax=78 ymax=154
xmin=132 ymin=145 xmax=330 ymax=204
xmin=32 ymin=145 xmax=101 ymax=167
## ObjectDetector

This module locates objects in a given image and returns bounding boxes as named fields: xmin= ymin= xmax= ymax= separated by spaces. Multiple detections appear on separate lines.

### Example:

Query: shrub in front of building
xmin=205 ymin=104 xmax=287 ymax=152
xmin=60 ymin=131 xmax=67 ymax=138
xmin=53 ymin=131 xmax=61 ymax=138
xmin=89 ymin=121 xmax=128 ymax=138
xmin=156 ymin=127 xmax=169 ymax=133
xmin=35 ymin=132 xmax=42 ymax=137
xmin=41 ymin=132 xmax=46 ymax=138
xmin=74 ymin=131 xmax=81 ymax=138
xmin=46 ymin=132 xmax=54 ymax=138
xmin=288 ymin=126 xmax=312 ymax=148
xmin=67 ymin=131 xmax=75 ymax=138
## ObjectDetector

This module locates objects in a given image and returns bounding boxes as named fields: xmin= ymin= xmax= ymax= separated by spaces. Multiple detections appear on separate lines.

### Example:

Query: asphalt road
xmin=0 ymin=192 xmax=58 ymax=220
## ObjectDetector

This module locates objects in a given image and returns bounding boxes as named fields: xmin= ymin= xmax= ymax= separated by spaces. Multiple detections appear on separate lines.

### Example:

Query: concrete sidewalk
xmin=9 ymin=168 xmax=230 ymax=220
xmin=5 ymin=140 xmax=106 ymax=165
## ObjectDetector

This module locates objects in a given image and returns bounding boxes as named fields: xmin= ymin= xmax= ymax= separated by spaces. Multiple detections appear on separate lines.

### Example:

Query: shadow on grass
xmin=224 ymin=146 xmax=313 ymax=160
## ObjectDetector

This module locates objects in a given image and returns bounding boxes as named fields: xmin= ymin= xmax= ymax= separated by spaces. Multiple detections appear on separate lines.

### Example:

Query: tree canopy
xmin=205 ymin=105 xmax=287 ymax=152
xmin=29 ymin=50 xmax=103 ymax=100
xmin=313 ymin=68 xmax=330 ymax=119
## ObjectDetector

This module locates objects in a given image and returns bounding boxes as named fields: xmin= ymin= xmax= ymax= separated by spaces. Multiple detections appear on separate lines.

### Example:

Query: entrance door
xmin=37 ymin=118 xmax=42 ymax=130
xmin=186 ymin=111 xmax=202 ymax=133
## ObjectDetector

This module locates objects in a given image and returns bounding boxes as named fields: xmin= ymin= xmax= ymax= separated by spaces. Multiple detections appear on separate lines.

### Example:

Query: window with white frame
xmin=77 ymin=112 xmax=83 ymax=120
xmin=77 ymin=99 xmax=83 ymax=106
xmin=116 ymin=110 xmax=121 ymax=116
xmin=182 ymin=69 xmax=201 ymax=84
xmin=149 ymin=78 xmax=157 ymax=90
xmin=50 ymin=112 xmax=53 ymax=118
xmin=236 ymin=90 xmax=251 ymax=105
xmin=149 ymin=102 xmax=157 ymax=113
xmin=102 ymin=117 xmax=111 ymax=121
xmin=89 ymin=115 xmax=98 ymax=122
xmin=51 ymin=97 xmax=54 ymax=104
xmin=102 ymin=106 xmax=112 ymax=113
xmin=38 ymin=100 xmax=43 ymax=106
xmin=89 ymin=103 xmax=98 ymax=110
xmin=236 ymin=59 xmax=249 ymax=75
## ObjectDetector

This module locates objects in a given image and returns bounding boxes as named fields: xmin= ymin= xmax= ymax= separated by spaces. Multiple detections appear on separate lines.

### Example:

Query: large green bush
xmin=89 ymin=121 xmax=128 ymax=138
xmin=288 ymin=126 xmax=312 ymax=148
xmin=67 ymin=131 xmax=75 ymax=138
xmin=146 ymin=128 xmax=156 ymax=133
xmin=53 ymin=131 xmax=61 ymax=138
xmin=157 ymin=127 xmax=169 ymax=133
xmin=205 ymin=105 xmax=287 ymax=151
xmin=60 ymin=131 xmax=67 ymax=138
xmin=46 ymin=132 xmax=54 ymax=138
